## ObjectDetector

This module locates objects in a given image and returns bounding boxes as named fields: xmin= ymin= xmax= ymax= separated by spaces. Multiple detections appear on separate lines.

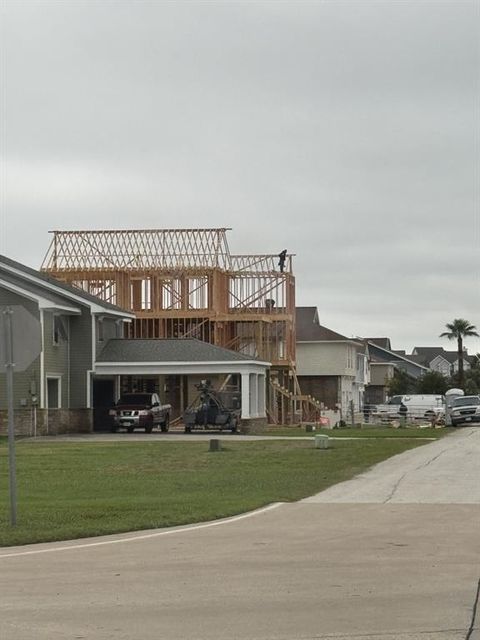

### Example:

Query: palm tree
xmin=440 ymin=319 xmax=479 ymax=387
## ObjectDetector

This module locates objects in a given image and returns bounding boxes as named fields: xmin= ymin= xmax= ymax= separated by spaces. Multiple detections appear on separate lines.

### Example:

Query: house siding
xmin=339 ymin=376 xmax=356 ymax=413
xmin=0 ymin=288 xmax=41 ymax=411
xmin=95 ymin=316 xmax=121 ymax=358
xmin=297 ymin=342 xmax=356 ymax=377
xmin=369 ymin=363 xmax=395 ymax=386
xmin=69 ymin=308 xmax=93 ymax=408
xmin=365 ymin=363 xmax=395 ymax=404
xmin=43 ymin=311 xmax=69 ymax=408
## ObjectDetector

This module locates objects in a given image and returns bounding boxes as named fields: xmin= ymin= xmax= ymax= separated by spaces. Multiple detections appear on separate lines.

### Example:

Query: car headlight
xmin=108 ymin=410 xmax=117 ymax=416
xmin=138 ymin=410 xmax=150 ymax=416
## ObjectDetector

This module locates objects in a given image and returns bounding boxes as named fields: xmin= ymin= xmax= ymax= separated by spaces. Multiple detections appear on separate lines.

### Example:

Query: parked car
xmin=448 ymin=395 xmax=480 ymax=427
xmin=445 ymin=388 xmax=464 ymax=425
xmin=109 ymin=393 xmax=171 ymax=433
xmin=372 ymin=394 xmax=445 ymax=420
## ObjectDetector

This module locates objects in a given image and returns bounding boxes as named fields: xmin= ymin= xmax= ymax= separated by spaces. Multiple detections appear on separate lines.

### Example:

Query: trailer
xmin=183 ymin=380 xmax=240 ymax=433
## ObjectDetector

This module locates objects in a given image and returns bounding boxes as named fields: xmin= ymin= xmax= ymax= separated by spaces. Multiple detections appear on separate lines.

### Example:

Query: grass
xmin=264 ymin=425 xmax=453 ymax=439
xmin=0 ymin=436 xmax=436 ymax=547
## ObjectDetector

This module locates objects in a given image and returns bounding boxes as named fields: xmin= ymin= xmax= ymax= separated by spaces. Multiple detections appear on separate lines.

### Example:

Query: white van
xmin=376 ymin=394 xmax=445 ymax=419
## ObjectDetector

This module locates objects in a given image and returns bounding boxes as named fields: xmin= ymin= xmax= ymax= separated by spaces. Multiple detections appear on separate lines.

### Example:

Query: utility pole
xmin=3 ymin=307 xmax=17 ymax=526
xmin=1 ymin=304 xmax=42 ymax=527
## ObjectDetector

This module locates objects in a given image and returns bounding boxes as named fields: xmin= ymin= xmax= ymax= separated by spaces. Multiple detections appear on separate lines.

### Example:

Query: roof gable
xmin=0 ymin=254 xmax=134 ymax=317
xmin=430 ymin=354 xmax=453 ymax=367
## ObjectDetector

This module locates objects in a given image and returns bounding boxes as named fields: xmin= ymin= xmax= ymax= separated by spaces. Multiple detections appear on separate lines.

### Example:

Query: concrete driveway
xmin=1 ymin=428 xmax=479 ymax=640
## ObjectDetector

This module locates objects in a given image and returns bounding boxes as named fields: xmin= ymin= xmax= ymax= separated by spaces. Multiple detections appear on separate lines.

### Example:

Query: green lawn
xmin=264 ymin=426 xmax=453 ymax=438
xmin=0 ymin=436 xmax=438 ymax=547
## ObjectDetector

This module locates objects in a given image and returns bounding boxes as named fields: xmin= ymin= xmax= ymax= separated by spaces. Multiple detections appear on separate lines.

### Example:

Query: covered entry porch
xmin=92 ymin=339 xmax=270 ymax=431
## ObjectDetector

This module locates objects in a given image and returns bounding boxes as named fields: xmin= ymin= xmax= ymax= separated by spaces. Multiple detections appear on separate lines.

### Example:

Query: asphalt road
xmin=1 ymin=428 xmax=479 ymax=640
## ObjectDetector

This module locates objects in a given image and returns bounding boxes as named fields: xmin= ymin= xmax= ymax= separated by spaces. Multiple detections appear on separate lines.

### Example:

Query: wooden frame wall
xmin=42 ymin=229 xmax=303 ymax=421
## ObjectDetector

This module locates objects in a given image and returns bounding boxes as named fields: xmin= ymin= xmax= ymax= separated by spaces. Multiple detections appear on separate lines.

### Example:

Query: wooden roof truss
xmin=42 ymin=230 xmax=297 ymax=402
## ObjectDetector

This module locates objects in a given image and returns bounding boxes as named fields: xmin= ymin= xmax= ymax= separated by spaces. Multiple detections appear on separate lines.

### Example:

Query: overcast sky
xmin=1 ymin=0 xmax=479 ymax=354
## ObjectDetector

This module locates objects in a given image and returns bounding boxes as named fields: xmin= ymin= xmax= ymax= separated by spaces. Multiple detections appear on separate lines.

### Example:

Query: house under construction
xmin=42 ymin=228 xmax=321 ymax=423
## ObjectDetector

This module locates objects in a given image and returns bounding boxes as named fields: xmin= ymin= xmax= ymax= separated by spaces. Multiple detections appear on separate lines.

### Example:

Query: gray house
xmin=0 ymin=255 xmax=135 ymax=435
xmin=411 ymin=346 xmax=472 ymax=378
xmin=0 ymin=256 xmax=270 ymax=435
xmin=365 ymin=339 xmax=429 ymax=404
xmin=296 ymin=307 xmax=369 ymax=414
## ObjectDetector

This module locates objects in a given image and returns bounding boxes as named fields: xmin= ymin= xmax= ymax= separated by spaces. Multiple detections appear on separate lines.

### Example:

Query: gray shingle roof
xmin=365 ymin=337 xmax=392 ymax=350
xmin=413 ymin=347 xmax=445 ymax=358
xmin=367 ymin=341 xmax=429 ymax=372
xmin=434 ymin=352 xmax=457 ymax=364
xmin=97 ymin=338 xmax=262 ymax=363
xmin=296 ymin=307 xmax=349 ymax=341
xmin=405 ymin=353 xmax=430 ymax=366
xmin=413 ymin=347 xmax=467 ymax=365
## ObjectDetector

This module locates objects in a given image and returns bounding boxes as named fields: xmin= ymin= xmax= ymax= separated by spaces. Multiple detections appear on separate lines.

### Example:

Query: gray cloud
xmin=2 ymin=0 xmax=479 ymax=353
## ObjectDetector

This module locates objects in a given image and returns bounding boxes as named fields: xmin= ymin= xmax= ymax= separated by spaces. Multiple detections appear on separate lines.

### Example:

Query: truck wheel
xmin=160 ymin=415 xmax=170 ymax=433
xmin=230 ymin=419 xmax=238 ymax=433
xmin=110 ymin=426 xmax=118 ymax=433
xmin=127 ymin=427 xmax=134 ymax=433
xmin=145 ymin=425 xmax=153 ymax=434
xmin=184 ymin=425 xmax=192 ymax=434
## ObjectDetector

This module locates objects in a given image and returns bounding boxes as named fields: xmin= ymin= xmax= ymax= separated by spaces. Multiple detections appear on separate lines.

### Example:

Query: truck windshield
xmin=452 ymin=397 xmax=480 ymax=407
xmin=387 ymin=396 xmax=402 ymax=405
xmin=117 ymin=394 xmax=151 ymax=406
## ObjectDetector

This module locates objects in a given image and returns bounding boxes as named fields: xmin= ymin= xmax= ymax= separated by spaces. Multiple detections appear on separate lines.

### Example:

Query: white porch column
xmin=258 ymin=374 xmax=266 ymax=418
xmin=250 ymin=373 xmax=258 ymax=418
xmin=241 ymin=372 xmax=251 ymax=419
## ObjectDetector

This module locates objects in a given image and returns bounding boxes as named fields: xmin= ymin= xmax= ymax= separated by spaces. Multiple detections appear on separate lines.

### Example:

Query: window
xmin=115 ymin=319 xmax=124 ymax=338
xmin=346 ymin=346 xmax=353 ymax=369
xmin=53 ymin=315 xmax=67 ymax=346
xmin=47 ymin=377 xmax=61 ymax=408
xmin=97 ymin=318 xmax=104 ymax=342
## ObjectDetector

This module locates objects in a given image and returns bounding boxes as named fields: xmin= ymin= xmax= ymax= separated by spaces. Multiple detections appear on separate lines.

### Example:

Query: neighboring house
xmin=411 ymin=347 xmax=471 ymax=377
xmin=296 ymin=307 xmax=369 ymax=415
xmin=0 ymin=255 xmax=135 ymax=435
xmin=0 ymin=255 xmax=270 ymax=435
xmin=365 ymin=339 xmax=429 ymax=404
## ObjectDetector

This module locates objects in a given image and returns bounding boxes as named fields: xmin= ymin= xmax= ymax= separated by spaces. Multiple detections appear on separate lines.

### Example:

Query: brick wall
xmin=298 ymin=375 xmax=340 ymax=410
xmin=239 ymin=417 xmax=267 ymax=434
xmin=0 ymin=409 xmax=93 ymax=437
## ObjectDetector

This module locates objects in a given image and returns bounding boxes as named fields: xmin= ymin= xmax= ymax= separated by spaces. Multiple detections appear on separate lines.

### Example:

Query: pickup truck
xmin=109 ymin=393 xmax=171 ymax=433
xmin=448 ymin=395 xmax=480 ymax=426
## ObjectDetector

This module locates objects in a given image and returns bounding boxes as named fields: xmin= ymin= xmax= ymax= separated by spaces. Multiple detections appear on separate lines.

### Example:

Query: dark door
xmin=93 ymin=378 xmax=115 ymax=432
xmin=46 ymin=378 xmax=60 ymax=409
